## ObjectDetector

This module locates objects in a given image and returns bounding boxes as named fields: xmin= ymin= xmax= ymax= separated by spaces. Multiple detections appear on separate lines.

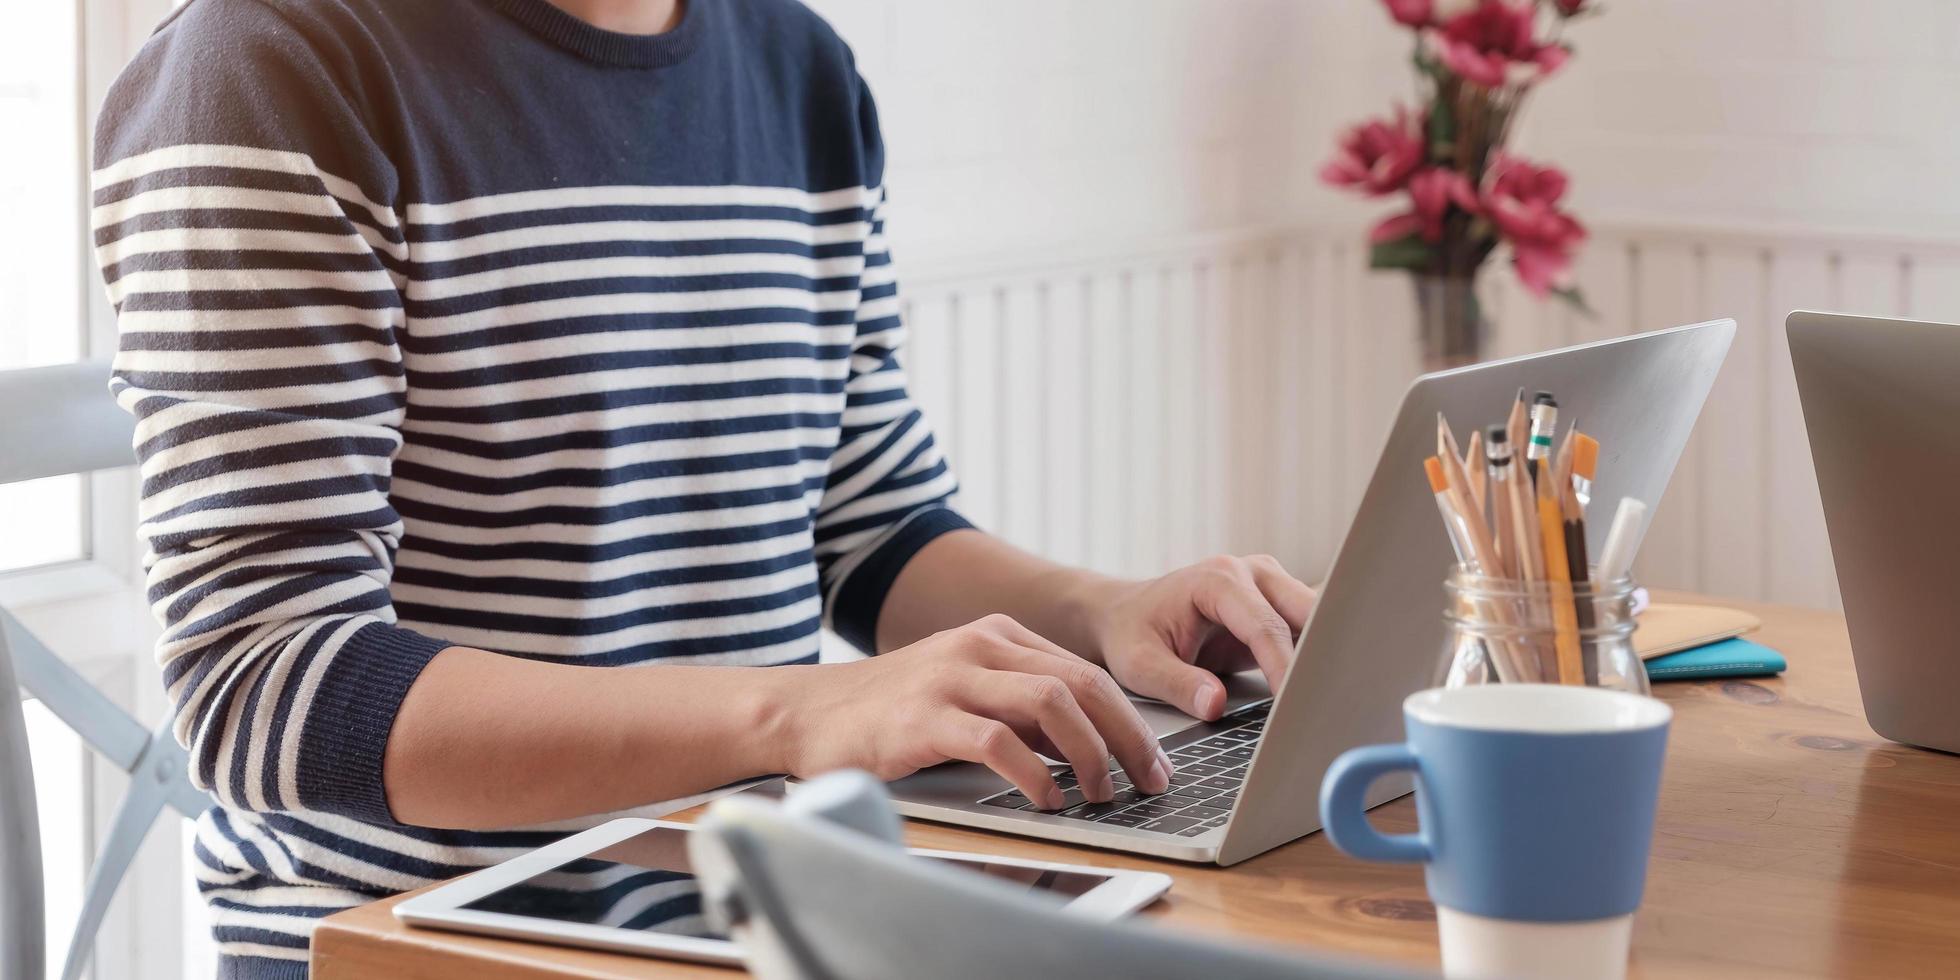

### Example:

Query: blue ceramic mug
xmin=1319 ymin=684 xmax=1671 ymax=980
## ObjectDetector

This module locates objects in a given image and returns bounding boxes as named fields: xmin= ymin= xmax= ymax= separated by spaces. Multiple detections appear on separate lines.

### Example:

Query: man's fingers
xmin=1247 ymin=554 xmax=1317 ymax=635
xmin=1120 ymin=636 xmax=1228 ymax=721
xmin=1194 ymin=563 xmax=1297 ymax=692
xmin=933 ymin=714 xmax=1062 ymax=810
xmin=971 ymin=628 xmax=1170 ymax=795
xmin=954 ymin=669 xmax=1114 ymax=802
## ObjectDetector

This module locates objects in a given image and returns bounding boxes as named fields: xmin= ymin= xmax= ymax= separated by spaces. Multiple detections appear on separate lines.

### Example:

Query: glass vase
xmin=1412 ymin=273 xmax=1488 ymax=373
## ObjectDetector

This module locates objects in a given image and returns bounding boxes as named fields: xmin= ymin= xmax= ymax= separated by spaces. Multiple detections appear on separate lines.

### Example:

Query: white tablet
xmin=395 ymin=816 xmax=1172 ymax=966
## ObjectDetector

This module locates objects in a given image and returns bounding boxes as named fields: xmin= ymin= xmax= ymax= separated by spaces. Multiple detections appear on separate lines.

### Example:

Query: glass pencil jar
xmin=1436 ymin=566 xmax=1648 ymax=695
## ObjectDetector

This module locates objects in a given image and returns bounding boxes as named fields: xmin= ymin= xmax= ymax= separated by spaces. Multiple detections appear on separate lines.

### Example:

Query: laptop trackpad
xmin=1125 ymin=669 xmax=1272 ymax=739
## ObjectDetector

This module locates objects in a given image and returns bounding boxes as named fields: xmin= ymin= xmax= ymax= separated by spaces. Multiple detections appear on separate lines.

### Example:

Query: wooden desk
xmin=313 ymin=595 xmax=1960 ymax=979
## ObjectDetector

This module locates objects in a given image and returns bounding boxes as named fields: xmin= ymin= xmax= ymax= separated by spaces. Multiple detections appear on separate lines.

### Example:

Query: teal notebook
xmin=1644 ymin=637 xmax=1786 ymax=682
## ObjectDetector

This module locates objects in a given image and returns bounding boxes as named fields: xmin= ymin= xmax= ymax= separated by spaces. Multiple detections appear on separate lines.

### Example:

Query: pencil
xmin=1537 ymin=451 xmax=1584 ymax=684
xmin=1427 ymin=454 xmax=1526 ymax=682
xmin=1553 ymin=428 xmax=1590 ymax=670
xmin=1562 ymin=468 xmax=1597 ymax=685
xmin=1434 ymin=415 xmax=1501 ymax=577
xmin=1437 ymin=412 xmax=1465 ymax=471
xmin=1504 ymin=397 xmax=1543 ymax=583
xmin=1425 ymin=456 xmax=1472 ymax=563
xmin=1506 ymin=388 xmax=1529 ymax=474
xmin=1551 ymin=420 xmax=1577 ymax=494
xmin=1505 ymin=391 xmax=1535 ymax=505
xmin=1464 ymin=428 xmax=1487 ymax=518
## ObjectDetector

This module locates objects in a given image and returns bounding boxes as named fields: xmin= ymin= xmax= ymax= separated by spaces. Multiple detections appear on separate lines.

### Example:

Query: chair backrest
xmin=689 ymin=772 xmax=1430 ymax=980
xmin=0 ymin=360 xmax=136 ymax=484
xmin=1 ymin=360 xmax=207 ymax=980
xmin=0 ymin=625 xmax=44 ymax=980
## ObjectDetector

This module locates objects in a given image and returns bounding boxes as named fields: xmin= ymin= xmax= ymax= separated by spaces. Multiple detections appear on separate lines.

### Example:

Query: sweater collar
xmin=490 ymin=0 xmax=706 ymax=69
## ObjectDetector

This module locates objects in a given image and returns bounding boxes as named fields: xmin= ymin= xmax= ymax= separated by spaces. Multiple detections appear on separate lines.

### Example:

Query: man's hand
xmin=1081 ymin=554 xmax=1317 ymax=721
xmin=775 ymin=614 xmax=1173 ymax=810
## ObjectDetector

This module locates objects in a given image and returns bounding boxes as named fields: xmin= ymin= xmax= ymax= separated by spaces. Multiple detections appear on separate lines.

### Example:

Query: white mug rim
xmin=1404 ymin=684 xmax=1672 ymax=734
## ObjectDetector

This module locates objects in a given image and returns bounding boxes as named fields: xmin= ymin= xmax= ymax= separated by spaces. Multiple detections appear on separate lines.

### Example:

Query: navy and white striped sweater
xmin=92 ymin=0 xmax=967 ymax=973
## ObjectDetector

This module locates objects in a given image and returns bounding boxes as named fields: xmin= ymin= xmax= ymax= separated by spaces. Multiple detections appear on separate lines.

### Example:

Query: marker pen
xmin=1526 ymin=391 xmax=1558 ymax=482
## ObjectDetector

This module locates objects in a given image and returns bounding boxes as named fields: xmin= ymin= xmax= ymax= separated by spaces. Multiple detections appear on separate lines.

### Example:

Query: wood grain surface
xmin=312 ymin=594 xmax=1960 ymax=979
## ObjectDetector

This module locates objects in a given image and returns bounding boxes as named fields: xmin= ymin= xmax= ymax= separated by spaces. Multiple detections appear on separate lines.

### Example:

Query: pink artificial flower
xmin=1371 ymin=167 xmax=1479 ymax=244
xmin=1431 ymin=1 xmax=1569 ymax=88
xmin=1480 ymin=155 xmax=1587 ymax=296
xmin=1553 ymin=0 xmax=1589 ymax=14
xmin=1320 ymin=107 xmax=1427 ymax=197
xmin=1533 ymin=43 xmax=1569 ymax=75
xmin=1381 ymin=0 xmax=1433 ymax=27
xmin=1487 ymin=154 xmax=1570 ymax=207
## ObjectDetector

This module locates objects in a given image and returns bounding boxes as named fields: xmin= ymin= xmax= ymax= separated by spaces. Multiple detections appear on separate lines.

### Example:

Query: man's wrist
xmin=737 ymin=663 xmax=819 ymax=776
xmin=1038 ymin=568 xmax=1134 ymax=666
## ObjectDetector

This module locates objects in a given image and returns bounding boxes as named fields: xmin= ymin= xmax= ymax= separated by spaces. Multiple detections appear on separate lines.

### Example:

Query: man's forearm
xmin=382 ymin=648 xmax=799 ymax=829
xmin=874 ymin=529 xmax=1129 ymax=662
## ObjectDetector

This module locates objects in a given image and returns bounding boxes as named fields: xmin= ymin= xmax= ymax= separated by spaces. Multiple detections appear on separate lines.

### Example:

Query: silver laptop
xmin=876 ymin=319 xmax=1735 ymax=865
xmin=1787 ymin=311 xmax=1960 ymax=755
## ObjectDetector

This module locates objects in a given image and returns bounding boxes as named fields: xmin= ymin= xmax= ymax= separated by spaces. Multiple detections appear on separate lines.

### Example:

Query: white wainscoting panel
xmin=902 ymin=223 xmax=1960 ymax=610
xmin=903 ymin=229 xmax=1412 ymax=587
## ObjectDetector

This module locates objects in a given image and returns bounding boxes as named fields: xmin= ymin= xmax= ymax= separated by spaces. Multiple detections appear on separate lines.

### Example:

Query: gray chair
xmin=1 ymin=361 xmax=210 ymax=980
xmin=689 ymin=771 xmax=1430 ymax=980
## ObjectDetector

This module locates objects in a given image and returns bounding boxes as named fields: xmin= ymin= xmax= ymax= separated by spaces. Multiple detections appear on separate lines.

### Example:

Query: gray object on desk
xmin=1787 ymin=311 xmax=1960 ymax=754
xmin=0 ymin=361 xmax=211 ymax=980
xmin=691 ymin=771 xmax=1427 ymax=980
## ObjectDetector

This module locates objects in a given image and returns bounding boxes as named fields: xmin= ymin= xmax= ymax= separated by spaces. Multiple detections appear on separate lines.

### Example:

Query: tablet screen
xmin=458 ymin=825 xmax=1111 ymax=939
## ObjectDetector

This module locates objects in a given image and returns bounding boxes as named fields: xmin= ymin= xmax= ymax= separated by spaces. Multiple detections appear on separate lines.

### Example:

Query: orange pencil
xmin=1538 ymin=434 xmax=1583 ymax=683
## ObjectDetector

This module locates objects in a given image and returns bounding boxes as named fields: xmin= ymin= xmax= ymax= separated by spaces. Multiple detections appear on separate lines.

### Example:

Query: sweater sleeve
xmin=93 ymin=0 xmax=447 ymax=824
xmin=814 ymin=78 xmax=972 ymax=653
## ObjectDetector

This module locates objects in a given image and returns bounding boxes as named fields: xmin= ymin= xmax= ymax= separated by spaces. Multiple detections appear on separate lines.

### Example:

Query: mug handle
xmin=1318 ymin=743 xmax=1432 ymax=863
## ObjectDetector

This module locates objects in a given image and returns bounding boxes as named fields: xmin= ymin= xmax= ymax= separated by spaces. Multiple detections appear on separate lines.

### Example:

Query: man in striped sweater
xmin=93 ymin=0 xmax=1317 ymax=973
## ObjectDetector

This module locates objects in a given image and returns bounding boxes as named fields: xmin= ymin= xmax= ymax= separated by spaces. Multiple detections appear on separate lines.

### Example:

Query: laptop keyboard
xmin=977 ymin=701 xmax=1270 ymax=838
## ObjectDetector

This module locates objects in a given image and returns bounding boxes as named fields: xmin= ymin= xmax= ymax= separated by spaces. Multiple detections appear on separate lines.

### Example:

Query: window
xmin=26 ymin=700 xmax=89 ymax=980
xmin=0 ymin=0 xmax=90 ymax=574
xmin=4 ymin=2 xmax=197 ymax=977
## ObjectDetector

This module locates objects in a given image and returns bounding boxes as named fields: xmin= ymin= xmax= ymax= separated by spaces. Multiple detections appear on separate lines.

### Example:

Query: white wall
xmin=1533 ymin=0 xmax=1960 ymax=237
xmin=1296 ymin=0 xmax=1960 ymax=236
xmin=808 ymin=0 xmax=1316 ymax=267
